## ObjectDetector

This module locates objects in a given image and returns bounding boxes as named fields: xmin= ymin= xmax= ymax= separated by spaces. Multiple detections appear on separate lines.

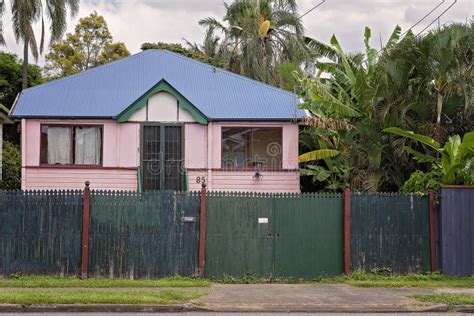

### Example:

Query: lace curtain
xmin=75 ymin=127 xmax=101 ymax=165
xmin=46 ymin=126 xmax=101 ymax=165
xmin=47 ymin=127 xmax=72 ymax=164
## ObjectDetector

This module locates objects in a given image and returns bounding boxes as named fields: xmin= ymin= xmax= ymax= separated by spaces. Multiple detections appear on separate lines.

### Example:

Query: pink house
xmin=10 ymin=50 xmax=306 ymax=192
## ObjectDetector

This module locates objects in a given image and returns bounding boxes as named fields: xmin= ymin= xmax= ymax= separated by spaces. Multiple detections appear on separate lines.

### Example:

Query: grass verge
xmin=330 ymin=271 xmax=474 ymax=288
xmin=0 ymin=289 xmax=207 ymax=305
xmin=212 ymin=272 xmax=474 ymax=288
xmin=0 ymin=275 xmax=211 ymax=288
xmin=409 ymin=293 xmax=474 ymax=305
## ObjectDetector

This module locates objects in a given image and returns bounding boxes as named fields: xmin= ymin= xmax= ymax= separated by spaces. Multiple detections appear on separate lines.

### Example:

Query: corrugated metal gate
xmin=440 ymin=186 xmax=473 ymax=276
xmin=350 ymin=193 xmax=430 ymax=273
xmin=89 ymin=190 xmax=200 ymax=278
xmin=204 ymin=192 xmax=343 ymax=278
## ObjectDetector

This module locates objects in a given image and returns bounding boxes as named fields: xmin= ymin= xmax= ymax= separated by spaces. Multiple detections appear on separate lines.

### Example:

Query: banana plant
xmin=299 ymin=149 xmax=341 ymax=163
xmin=384 ymin=127 xmax=474 ymax=185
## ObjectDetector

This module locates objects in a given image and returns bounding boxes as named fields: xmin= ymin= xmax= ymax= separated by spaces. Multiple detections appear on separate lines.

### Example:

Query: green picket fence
xmin=89 ymin=190 xmax=200 ymax=278
xmin=0 ymin=189 xmax=431 ymax=278
xmin=0 ymin=190 xmax=83 ymax=276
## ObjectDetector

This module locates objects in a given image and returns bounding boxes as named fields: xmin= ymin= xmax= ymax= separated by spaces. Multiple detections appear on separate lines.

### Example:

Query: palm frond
xmin=0 ymin=0 xmax=5 ymax=45
xmin=305 ymin=36 xmax=339 ymax=60
xmin=300 ymin=116 xmax=353 ymax=131
xmin=27 ymin=24 xmax=39 ymax=61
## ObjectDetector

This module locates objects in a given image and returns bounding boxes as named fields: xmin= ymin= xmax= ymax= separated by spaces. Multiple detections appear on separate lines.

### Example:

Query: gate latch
xmin=182 ymin=216 xmax=196 ymax=223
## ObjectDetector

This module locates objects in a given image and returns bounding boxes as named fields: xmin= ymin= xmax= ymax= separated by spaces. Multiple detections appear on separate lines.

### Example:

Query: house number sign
xmin=195 ymin=176 xmax=206 ymax=184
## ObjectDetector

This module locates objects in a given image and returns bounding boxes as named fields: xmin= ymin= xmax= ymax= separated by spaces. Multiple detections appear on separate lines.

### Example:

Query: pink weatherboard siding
xmin=187 ymin=170 xmax=300 ymax=192
xmin=22 ymin=119 xmax=300 ymax=192
xmin=22 ymin=119 xmax=139 ymax=190
xmin=185 ymin=122 xmax=300 ymax=192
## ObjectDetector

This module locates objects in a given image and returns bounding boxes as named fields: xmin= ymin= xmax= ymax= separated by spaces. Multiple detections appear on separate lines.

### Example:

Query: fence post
xmin=198 ymin=182 xmax=207 ymax=277
xmin=428 ymin=188 xmax=438 ymax=271
xmin=344 ymin=184 xmax=351 ymax=274
xmin=81 ymin=181 xmax=91 ymax=279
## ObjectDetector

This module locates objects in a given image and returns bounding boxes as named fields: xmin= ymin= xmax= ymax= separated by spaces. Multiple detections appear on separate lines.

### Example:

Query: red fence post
xmin=428 ymin=188 xmax=438 ymax=271
xmin=81 ymin=181 xmax=91 ymax=279
xmin=344 ymin=184 xmax=351 ymax=274
xmin=198 ymin=183 xmax=207 ymax=277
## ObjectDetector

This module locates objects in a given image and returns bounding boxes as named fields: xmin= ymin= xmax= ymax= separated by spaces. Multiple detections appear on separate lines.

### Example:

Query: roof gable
xmin=117 ymin=79 xmax=207 ymax=124
xmin=10 ymin=50 xmax=305 ymax=121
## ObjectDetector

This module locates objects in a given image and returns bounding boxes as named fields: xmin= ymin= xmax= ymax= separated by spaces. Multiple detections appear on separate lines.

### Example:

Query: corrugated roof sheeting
xmin=11 ymin=50 xmax=305 ymax=120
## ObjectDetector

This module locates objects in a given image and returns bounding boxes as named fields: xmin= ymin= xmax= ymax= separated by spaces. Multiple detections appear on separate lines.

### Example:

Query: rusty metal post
xmin=81 ymin=181 xmax=91 ymax=279
xmin=428 ymin=188 xmax=438 ymax=271
xmin=344 ymin=184 xmax=351 ymax=274
xmin=198 ymin=182 xmax=207 ymax=277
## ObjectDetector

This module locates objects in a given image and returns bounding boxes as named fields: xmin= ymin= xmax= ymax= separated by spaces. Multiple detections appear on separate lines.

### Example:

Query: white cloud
xmin=301 ymin=0 xmax=473 ymax=52
xmin=1 ymin=0 xmax=472 ymax=65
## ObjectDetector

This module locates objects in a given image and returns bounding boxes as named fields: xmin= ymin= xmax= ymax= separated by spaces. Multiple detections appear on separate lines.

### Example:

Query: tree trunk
xmin=436 ymin=92 xmax=443 ymax=124
xmin=22 ymin=38 xmax=29 ymax=90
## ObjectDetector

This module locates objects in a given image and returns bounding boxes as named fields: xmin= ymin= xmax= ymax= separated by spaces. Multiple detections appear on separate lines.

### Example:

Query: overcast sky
xmin=1 ymin=0 xmax=473 ymax=65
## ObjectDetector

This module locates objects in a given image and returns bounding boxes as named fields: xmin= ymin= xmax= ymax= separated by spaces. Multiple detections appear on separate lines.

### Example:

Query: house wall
xmin=185 ymin=122 xmax=299 ymax=192
xmin=22 ymin=118 xmax=300 ymax=192
xmin=21 ymin=119 xmax=139 ymax=190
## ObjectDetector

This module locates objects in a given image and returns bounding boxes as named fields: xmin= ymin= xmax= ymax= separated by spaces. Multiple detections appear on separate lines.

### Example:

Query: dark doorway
xmin=141 ymin=124 xmax=183 ymax=191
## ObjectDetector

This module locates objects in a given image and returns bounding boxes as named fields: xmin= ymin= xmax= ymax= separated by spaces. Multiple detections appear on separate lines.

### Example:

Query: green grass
xmin=212 ymin=272 xmax=474 ymax=288
xmin=409 ymin=293 xmax=474 ymax=306
xmin=0 ymin=275 xmax=211 ymax=288
xmin=0 ymin=289 xmax=207 ymax=305
xmin=319 ymin=271 xmax=474 ymax=288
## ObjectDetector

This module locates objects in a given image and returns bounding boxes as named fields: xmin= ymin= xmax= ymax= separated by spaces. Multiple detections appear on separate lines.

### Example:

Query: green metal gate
xmin=205 ymin=192 xmax=343 ymax=279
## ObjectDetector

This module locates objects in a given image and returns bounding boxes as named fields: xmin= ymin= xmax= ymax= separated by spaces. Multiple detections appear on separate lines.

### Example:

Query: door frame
xmin=140 ymin=122 xmax=185 ymax=191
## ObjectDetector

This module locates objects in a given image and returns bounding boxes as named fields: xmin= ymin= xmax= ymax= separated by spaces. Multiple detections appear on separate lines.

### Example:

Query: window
xmin=222 ymin=127 xmax=282 ymax=169
xmin=40 ymin=125 xmax=102 ymax=165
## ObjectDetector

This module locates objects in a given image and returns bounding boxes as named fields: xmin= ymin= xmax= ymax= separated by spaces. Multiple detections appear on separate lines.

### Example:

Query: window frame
xmin=220 ymin=126 xmax=283 ymax=171
xmin=39 ymin=124 xmax=104 ymax=167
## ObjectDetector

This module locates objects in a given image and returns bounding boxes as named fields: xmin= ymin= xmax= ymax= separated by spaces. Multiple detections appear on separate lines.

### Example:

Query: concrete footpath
xmin=199 ymin=284 xmax=473 ymax=313
xmin=0 ymin=284 xmax=473 ymax=313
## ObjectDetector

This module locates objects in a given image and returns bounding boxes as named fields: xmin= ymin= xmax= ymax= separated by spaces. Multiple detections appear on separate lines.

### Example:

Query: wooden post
xmin=428 ymin=188 xmax=438 ymax=271
xmin=81 ymin=181 xmax=91 ymax=279
xmin=198 ymin=182 xmax=207 ymax=277
xmin=344 ymin=184 xmax=351 ymax=274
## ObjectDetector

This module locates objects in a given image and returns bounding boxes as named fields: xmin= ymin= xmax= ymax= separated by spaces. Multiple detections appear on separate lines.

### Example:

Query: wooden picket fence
xmin=0 ymin=183 xmax=443 ymax=278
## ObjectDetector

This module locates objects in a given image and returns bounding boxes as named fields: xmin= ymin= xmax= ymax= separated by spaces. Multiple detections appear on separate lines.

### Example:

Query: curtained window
xmin=40 ymin=125 xmax=102 ymax=165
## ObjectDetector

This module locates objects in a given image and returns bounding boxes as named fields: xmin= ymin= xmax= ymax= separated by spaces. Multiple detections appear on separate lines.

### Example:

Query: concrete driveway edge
xmin=0 ymin=302 xmax=452 ymax=313
xmin=0 ymin=303 xmax=210 ymax=313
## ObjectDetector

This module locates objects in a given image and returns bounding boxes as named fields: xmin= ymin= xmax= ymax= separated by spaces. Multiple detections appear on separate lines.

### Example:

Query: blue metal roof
xmin=11 ymin=49 xmax=305 ymax=121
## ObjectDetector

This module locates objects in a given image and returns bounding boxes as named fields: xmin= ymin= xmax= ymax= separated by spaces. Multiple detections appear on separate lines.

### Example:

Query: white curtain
xmin=75 ymin=127 xmax=101 ymax=165
xmin=47 ymin=127 xmax=72 ymax=164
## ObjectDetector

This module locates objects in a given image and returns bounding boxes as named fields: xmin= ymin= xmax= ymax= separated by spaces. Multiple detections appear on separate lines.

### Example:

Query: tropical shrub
xmin=384 ymin=128 xmax=474 ymax=185
xmin=401 ymin=169 xmax=443 ymax=195
xmin=298 ymin=21 xmax=473 ymax=192
xmin=0 ymin=141 xmax=21 ymax=190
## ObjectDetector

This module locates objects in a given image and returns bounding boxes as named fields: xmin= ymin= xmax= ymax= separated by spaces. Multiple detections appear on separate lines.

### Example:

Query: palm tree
xmin=11 ymin=0 xmax=79 ymax=89
xmin=415 ymin=22 xmax=473 ymax=125
xmin=199 ymin=0 xmax=307 ymax=84
xmin=0 ymin=0 xmax=5 ymax=45
xmin=184 ymin=26 xmax=225 ymax=59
